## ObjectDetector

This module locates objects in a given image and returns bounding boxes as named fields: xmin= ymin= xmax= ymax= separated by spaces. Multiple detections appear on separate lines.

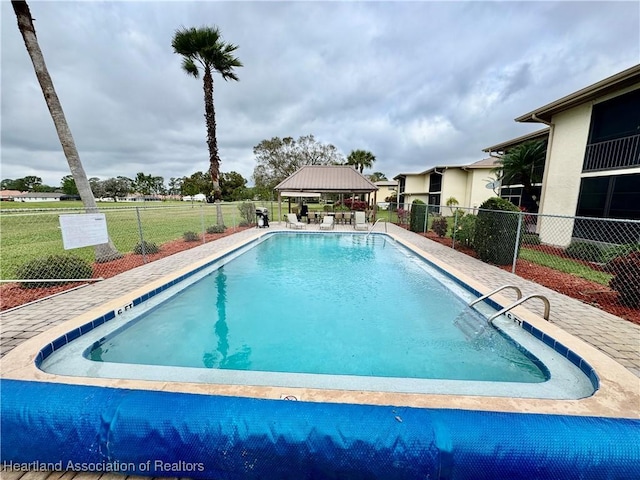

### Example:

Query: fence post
xmin=201 ymin=204 xmax=206 ymax=244
xmin=135 ymin=206 xmax=147 ymax=264
xmin=511 ymin=210 xmax=523 ymax=274
xmin=452 ymin=209 xmax=459 ymax=250
xmin=423 ymin=204 xmax=428 ymax=233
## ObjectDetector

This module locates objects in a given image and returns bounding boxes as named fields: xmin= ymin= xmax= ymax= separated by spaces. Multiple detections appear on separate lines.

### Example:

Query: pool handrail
xmin=468 ymin=284 xmax=523 ymax=308
xmin=365 ymin=218 xmax=386 ymax=238
xmin=487 ymin=294 xmax=552 ymax=324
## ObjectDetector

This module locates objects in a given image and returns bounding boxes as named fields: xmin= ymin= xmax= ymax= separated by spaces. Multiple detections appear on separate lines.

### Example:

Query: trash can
xmin=255 ymin=207 xmax=269 ymax=228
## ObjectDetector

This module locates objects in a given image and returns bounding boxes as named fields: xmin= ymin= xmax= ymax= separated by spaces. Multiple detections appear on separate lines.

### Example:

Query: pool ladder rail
xmin=468 ymin=284 xmax=551 ymax=325
xmin=365 ymin=218 xmax=387 ymax=238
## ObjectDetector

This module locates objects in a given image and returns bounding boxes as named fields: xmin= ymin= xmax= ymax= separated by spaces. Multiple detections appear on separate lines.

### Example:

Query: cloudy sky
xmin=2 ymin=1 xmax=639 ymax=188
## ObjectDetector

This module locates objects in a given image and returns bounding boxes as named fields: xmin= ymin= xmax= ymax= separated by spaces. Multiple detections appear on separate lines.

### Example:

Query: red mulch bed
xmin=0 ymin=226 xmax=252 ymax=312
xmin=419 ymin=231 xmax=640 ymax=326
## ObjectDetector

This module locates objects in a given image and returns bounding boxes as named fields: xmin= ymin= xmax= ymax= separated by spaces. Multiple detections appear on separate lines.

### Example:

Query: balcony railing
xmin=583 ymin=133 xmax=640 ymax=172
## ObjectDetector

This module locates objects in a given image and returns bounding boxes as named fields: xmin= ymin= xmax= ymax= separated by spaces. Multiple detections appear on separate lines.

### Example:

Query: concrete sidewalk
xmin=1 ymin=222 xmax=639 ymax=377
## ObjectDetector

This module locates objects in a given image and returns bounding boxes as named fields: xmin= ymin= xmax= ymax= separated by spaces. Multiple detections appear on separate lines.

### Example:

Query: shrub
xmin=565 ymin=241 xmax=640 ymax=264
xmin=15 ymin=255 xmax=93 ymax=289
xmin=565 ymin=241 xmax=604 ymax=262
xmin=183 ymin=231 xmax=200 ymax=242
xmin=607 ymin=251 xmax=640 ymax=307
xmin=396 ymin=208 xmax=409 ymax=224
xmin=522 ymin=233 xmax=541 ymax=245
xmin=238 ymin=202 xmax=256 ymax=225
xmin=206 ymin=224 xmax=226 ymax=234
xmin=410 ymin=199 xmax=427 ymax=232
xmin=133 ymin=240 xmax=160 ymax=255
xmin=454 ymin=214 xmax=476 ymax=248
xmin=431 ymin=217 xmax=448 ymax=237
xmin=473 ymin=197 xmax=521 ymax=265
xmin=602 ymin=243 xmax=640 ymax=263
xmin=337 ymin=198 xmax=368 ymax=211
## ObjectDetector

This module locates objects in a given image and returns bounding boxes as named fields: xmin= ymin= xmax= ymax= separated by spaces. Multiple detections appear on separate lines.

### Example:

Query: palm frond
xmin=182 ymin=58 xmax=199 ymax=78
xmin=172 ymin=25 xmax=242 ymax=82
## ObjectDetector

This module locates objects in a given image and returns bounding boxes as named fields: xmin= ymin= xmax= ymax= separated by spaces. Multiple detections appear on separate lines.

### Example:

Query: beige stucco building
xmin=372 ymin=180 xmax=397 ymax=206
xmin=486 ymin=64 xmax=640 ymax=246
xmin=393 ymin=158 xmax=498 ymax=212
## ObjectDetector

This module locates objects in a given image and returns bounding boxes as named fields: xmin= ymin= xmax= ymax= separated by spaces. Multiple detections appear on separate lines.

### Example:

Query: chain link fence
xmin=0 ymin=202 xmax=274 ymax=311
xmin=383 ymin=201 xmax=640 ymax=322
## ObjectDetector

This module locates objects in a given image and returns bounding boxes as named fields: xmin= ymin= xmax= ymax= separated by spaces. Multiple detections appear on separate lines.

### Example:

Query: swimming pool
xmin=39 ymin=233 xmax=593 ymax=399
xmin=2 ymin=229 xmax=639 ymax=479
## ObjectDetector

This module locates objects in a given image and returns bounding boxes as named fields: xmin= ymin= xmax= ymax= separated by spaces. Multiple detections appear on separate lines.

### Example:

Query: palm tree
xmin=172 ymin=26 xmax=242 ymax=226
xmin=11 ymin=0 xmax=120 ymax=262
xmin=346 ymin=149 xmax=376 ymax=174
xmin=492 ymin=139 xmax=547 ymax=208
xmin=368 ymin=172 xmax=388 ymax=182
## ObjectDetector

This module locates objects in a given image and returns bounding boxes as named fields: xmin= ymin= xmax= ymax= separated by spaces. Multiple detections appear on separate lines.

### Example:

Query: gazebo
xmin=274 ymin=165 xmax=379 ymax=222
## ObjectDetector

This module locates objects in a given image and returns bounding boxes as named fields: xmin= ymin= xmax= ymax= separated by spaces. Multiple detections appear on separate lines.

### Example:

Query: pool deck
xmin=2 ymin=222 xmax=638 ymax=376
xmin=1 ymin=222 xmax=639 ymax=479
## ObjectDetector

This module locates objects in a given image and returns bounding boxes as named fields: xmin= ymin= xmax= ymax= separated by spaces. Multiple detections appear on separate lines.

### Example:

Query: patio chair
xmin=286 ymin=213 xmax=306 ymax=229
xmin=354 ymin=211 xmax=368 ymax=231
xmin=319 ymin=215 xmax=334 ymax=230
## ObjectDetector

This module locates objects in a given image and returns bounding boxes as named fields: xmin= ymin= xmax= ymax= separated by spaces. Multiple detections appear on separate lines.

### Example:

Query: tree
xmin=167 ymin=177 xmax=183 ymax=196
xmin=102 ymin=177 xmax=132 ymax=201
xmin=172 ymin=26 xmax=242 ymax=226
xmin=220 ymin=171 xmax=248 ymax=201
xmin=346 ymin=149 xmax=376 ymax=173
xmin=21 ymin=175 xmax=43 ymax=191
xmin=252 ymin=135 xmax=344 ymax=198
xmin=11 ymin=1 xmax=120 ymax=261
xmin=368 ymin=172 xmax=387 ymax=182
xmin=181 ymin=172 xmax=212 ymax=197
xmin=132 ymin=172 xmax=165 ymax=196
xmin=61 ymin=175 xmax=78 ymax=195
xmin=2 ymin=177 xmax=26 ymax=191
xmin=492 ymin=139 xmax=547 ymax=209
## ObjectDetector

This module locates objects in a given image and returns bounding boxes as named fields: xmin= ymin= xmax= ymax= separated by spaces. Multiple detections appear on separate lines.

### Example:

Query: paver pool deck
xmin=1 ymin=222 xmax=639 ymax=480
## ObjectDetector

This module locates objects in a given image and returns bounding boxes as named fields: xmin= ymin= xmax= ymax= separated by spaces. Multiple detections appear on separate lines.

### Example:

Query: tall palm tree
xmin=346 ymin=149 xmax=376 ymax=173
xmin=172 ymin=26 xmax=242 ymax=226
xmin=492 ymin=139 xmax=547 ymax=208
xmin=11 ymin=0 xmax=120 ymax=262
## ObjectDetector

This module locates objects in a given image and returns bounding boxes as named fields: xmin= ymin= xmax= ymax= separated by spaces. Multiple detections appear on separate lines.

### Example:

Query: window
xmin=588 ymin=89 xmax=640 ymax=144
xmin=583 ymin=89 xmax=640 ymax=171
xmin=429 ymin=172 xmax=442 ymax=193
xmin=574 ymin=173 xmax=640 ymax=243
xmin=576 ymin=174 xmax=640 ymax=219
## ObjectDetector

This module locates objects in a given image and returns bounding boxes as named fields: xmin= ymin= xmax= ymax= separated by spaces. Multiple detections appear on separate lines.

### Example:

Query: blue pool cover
xmin=1 ymin=379 xmax=638 ymax=479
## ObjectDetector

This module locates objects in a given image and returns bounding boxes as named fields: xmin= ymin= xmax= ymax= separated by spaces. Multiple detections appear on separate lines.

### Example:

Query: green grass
xmin=0 ymin=201 xmax=276 ymax=280
xmin=519 ymin=247 xmax=612 ymax=285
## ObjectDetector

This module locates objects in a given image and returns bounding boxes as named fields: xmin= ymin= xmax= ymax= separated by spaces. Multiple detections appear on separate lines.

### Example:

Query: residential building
xmin=12 ymin=192 xmax=64 ymax=202
xmin=482 ymin=128 xmax=550 ymax=212
xmin=0 ymin=190 xmax=24 ymax=201
xmin=487 ymin=63 xmax=640 ymax=246
xmin=394 ymin=158 xmax=499 ymax=212
xmin=373 ymin=180 xmax=397 ymax=207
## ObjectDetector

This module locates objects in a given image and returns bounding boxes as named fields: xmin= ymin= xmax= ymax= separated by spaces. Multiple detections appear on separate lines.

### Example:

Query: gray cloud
xmin=1 ymin=1 xmax=638 ymax=188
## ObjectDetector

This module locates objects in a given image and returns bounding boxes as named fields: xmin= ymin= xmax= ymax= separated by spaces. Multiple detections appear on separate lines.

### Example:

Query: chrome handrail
xmin=366 ymin=218 xmax=386 ymax=238
xmin=468 ymin=285 xmax=523 ymax=308
xmin=487 ymin=294 xmax=551 ymax=324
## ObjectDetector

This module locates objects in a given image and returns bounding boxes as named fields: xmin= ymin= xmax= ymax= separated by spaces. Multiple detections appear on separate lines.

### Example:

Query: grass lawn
xmin=519 ymin=247 xmax=612 ymax=285
xmin=0 ymin=201 xmax=276 ymax=280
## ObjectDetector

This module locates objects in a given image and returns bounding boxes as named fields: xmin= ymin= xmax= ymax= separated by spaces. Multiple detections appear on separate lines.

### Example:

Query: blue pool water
xmin=88 ymin=234 xmax=546 ymax=383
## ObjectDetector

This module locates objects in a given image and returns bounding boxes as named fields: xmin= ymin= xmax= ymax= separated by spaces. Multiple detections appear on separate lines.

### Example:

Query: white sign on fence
xmin=59 ymin=214 xmax=109 ymax=250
